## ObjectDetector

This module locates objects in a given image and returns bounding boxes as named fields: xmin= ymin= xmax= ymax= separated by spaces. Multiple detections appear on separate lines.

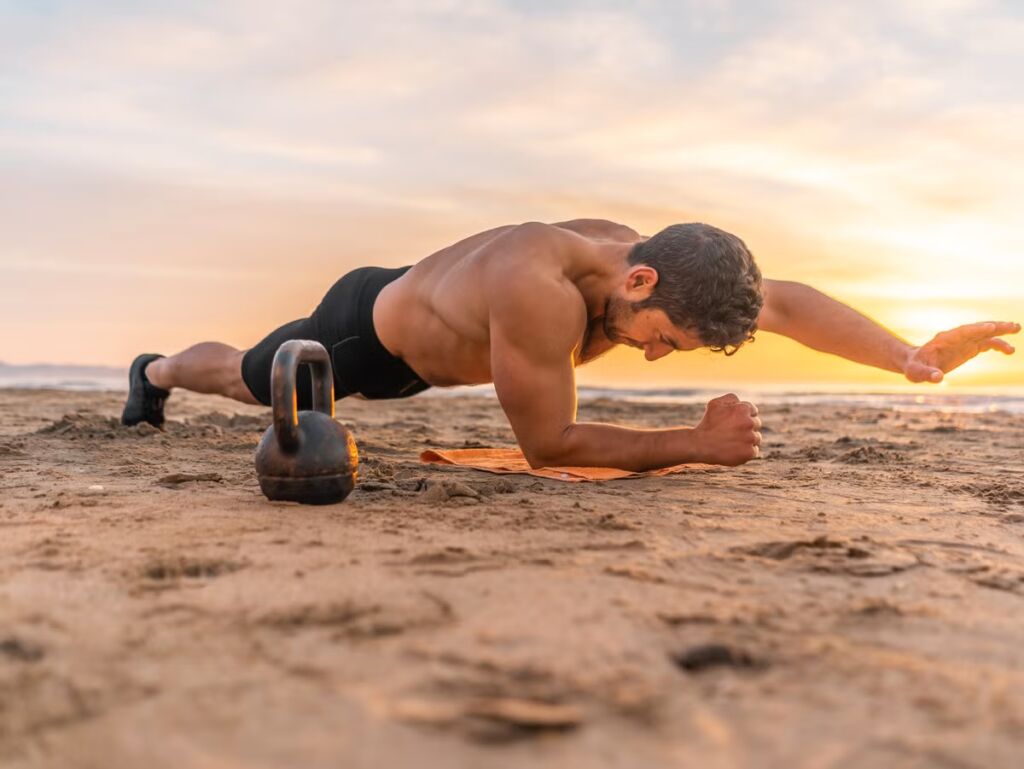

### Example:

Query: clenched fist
xmin=692 ymin=394 xmax=762 ymax=466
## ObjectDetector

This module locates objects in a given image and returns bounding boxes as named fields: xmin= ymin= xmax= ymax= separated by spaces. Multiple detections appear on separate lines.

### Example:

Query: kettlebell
xmin=254 ymin=339 xmax=358 ymax=504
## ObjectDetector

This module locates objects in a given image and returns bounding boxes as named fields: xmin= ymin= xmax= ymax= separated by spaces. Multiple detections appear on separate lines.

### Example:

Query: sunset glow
xmin=1 ymin=1 xmax=1021 ymax=390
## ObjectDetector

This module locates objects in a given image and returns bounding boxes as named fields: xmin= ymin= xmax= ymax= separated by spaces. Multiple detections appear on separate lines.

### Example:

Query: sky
xmin=1 ymin=0 xmax=1022 ymax=390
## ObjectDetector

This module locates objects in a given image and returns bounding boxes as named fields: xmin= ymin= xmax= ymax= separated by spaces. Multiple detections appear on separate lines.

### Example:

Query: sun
xmin=887 ymin=307 xmax=982 ymax=345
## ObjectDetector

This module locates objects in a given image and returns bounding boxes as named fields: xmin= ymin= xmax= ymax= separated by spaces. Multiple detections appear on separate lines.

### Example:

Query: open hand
xmin=904 ymin=321 xmax=1020 ymax=383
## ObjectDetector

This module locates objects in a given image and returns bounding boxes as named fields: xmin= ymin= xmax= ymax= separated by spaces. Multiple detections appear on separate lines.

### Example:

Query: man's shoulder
xmin=550 ymin=218 xmax=641 ymax=242
xmin=484 ymin=258 xmax=585 ymax=317
xmin=477 ymin=221 xmax=585 ymax=277
xmin=482 ymin=233 xmax=586 ymax=345
xmin=488 ymin=219 xmax=636 ymax=245
xmin=505 ymin=220 xmax=581 ymax=245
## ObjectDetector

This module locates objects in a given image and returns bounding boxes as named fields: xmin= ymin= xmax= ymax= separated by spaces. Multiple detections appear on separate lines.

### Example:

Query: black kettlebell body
xmin=255 ymin=340 xmax=358 ymax=505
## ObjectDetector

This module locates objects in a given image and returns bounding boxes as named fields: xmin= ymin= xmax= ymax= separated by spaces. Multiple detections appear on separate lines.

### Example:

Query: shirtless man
xmin=121 ymin=220 xmax=1019 ymax=471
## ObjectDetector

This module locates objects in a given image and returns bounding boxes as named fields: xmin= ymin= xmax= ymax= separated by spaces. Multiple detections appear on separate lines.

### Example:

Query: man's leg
xmin=146 ymin=342 xmax=260 ymax=405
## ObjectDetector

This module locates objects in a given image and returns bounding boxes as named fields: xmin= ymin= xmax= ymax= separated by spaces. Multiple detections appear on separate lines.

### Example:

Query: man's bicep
xmin=491 ymin=334 xmax=578 ymax=467
xmin=756 ymin=278 xmax=794 ymax=334
xmin=489 ymin=305 xmax=581 ymax=468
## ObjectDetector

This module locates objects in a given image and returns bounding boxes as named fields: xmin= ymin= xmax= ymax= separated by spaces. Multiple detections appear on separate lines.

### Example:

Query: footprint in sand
xmin=390 ymin=546 xmax=506 ymax=577
xmin=138 ymin=555 xmax=246 ymax=584
xmin=671 ymin=643 xmax=762 ymax=673
xmin=0 ymin=441 xmax=28 ymax=458
xmin=958 ymin=482 xmax=1024 ymax=508
xmin=971 ymin=569 xmax=1024 ymax=594
xmin=252 ymin=590 xmax=454 ymax=639
xmin=731 ymin=536 xmax=919 ymax=576
xmin=391 ymin=650 xmax=585 ymax=743
xmin=881 ymin=539 xmax=1024 ymax=595
xmin=391 ymin=696 xmax=583 ymax=743
xmin=1 ymin=636 xmax=46 ymax=662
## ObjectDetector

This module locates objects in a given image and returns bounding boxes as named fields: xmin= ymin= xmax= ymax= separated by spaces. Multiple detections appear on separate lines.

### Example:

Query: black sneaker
xmin=121 ymin=354 xmax=171 ymax=428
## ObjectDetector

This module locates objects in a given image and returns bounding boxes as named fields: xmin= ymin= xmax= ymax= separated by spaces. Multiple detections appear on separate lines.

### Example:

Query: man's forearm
xmin=536 ymin=422 xmax=698 ymax=472
xmin=771 ymin=282 xmax=913 ymax=374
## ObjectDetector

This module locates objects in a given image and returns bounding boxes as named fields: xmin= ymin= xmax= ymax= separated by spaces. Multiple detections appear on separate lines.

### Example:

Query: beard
xmin=601 ymin=295 xmax=637 ymax=345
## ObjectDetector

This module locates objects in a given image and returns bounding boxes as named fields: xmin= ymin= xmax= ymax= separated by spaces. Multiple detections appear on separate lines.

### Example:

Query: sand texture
xmin=1 ymin=388 xmax=1023 ymax=768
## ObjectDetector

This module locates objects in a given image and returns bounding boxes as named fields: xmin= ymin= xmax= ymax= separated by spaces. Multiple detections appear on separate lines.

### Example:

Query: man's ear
xmin=625 ymin=265 xmax=659 ymax=300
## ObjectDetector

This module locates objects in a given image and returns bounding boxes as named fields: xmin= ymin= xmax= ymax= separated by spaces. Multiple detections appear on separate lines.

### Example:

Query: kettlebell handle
xmin=270 ymin=339 xmax=335 ymax=453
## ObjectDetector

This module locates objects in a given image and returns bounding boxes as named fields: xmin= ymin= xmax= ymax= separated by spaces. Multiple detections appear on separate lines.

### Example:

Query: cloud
xmin=2 ymin=2 xmax=1018 ymax=196
xmin=0 ymin=0 xmax=1021 ymax=374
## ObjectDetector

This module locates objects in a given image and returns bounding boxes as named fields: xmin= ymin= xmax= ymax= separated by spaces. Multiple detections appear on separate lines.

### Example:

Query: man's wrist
xmin=667 ymin=425 xmax=700 ymax=465
xmin=894 ymin=341 xmax=916 ymax=374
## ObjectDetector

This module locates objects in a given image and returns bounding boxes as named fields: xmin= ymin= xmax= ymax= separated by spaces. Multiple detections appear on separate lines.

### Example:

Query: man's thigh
xmin=240 ymin=318 xmax=321 ymax=408
xmin=228 ymin=350 xmax=262 ymax=405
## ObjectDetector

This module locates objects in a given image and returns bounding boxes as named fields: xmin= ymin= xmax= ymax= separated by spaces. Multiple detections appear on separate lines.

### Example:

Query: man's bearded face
xmin=600 ymin=296 xmax=704 ymax=357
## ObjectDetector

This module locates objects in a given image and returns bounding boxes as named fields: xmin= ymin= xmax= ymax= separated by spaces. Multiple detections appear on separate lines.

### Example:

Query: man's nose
xmin=645 ymin=345 xmax=671 ymax=361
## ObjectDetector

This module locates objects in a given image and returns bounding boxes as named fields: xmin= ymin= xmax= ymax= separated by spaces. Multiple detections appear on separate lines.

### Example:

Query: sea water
xmin=2 ymin=363 xmax=1022 ymax=415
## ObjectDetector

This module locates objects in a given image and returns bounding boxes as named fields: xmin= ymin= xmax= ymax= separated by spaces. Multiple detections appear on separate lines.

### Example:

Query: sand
xmin=1 ymin=387 xmax=1023 ymax=768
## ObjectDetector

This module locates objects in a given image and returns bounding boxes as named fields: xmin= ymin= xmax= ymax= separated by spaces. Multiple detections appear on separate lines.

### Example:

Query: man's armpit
xmin=755 ymin=279 xmax=793 ymax=334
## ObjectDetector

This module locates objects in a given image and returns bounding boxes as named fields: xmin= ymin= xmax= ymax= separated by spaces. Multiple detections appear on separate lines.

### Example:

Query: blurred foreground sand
xmin=1 ymin=388 xmax=1023 ymax=768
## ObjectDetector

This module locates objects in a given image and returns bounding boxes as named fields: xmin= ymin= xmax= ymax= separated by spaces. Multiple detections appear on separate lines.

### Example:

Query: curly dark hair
xmin=627 ymin=223 xmax=763 ymax=355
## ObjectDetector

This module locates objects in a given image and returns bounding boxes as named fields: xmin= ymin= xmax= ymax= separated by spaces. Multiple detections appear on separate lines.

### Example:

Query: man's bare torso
xmin=374 ymin=220 xmax=642 ymax=386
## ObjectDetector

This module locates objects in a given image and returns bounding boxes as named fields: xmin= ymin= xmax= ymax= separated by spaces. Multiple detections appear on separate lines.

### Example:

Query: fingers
xmin=752 ymin=430 xmax=763 ymax=447
xmin=710 ymin=394 xmax=759 ymax=416
xmin=736 ymin=404 xmax=759 ymax=426
xmin=948 ymin=321 xmax=1020 ymax=341
xmin=905 ymin=360 xmax=942 ymax=383
xmin=991 ymin=321 xmax=1021 ymax=336
xmin=982 ymin=337 xmax=1016 ymax=355
xmin=908 ymin=368 xmax=942 ymax=384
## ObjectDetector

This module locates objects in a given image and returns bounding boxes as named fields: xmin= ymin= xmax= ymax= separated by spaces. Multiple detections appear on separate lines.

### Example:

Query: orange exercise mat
xmin=419 ymin=447 xmax=707 ymax=482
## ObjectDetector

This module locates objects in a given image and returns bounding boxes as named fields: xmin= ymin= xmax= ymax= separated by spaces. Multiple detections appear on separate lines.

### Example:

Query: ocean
xmin=2 ymin=362 xmax=1022 ymax=415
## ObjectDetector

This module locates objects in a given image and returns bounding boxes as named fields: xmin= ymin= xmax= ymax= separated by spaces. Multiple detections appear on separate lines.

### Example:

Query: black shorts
xmin=241 ymin=266 xmax=431 ymax=409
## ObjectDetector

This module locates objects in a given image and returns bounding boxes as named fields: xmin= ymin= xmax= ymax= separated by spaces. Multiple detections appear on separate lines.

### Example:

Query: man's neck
xmin=571 ymin=241 xmax=634 ymax=322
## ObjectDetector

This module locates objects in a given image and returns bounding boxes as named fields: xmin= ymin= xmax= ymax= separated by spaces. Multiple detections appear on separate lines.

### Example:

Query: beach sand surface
xmin=1 ymin=388 xmax=1023 ymax=768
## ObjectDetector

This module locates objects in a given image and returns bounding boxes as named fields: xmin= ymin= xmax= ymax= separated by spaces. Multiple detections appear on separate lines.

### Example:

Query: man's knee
xmin=224 ymin=350 xmax=259 ymax=404
xmin=227 ymin=381 xmax=262 ymax=405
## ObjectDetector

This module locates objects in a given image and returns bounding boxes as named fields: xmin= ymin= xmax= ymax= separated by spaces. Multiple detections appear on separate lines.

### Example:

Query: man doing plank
xmin=121 ymin=220 xmax=1019 ymax=471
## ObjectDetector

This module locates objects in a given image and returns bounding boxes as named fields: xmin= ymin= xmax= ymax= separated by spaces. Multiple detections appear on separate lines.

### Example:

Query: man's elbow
xmin=521 ymin=426 xmax=575 ymax=469
xmin=522 ymin=444 xmax=564 ymax=469
xmin=523 ymin=450 xmax=566 ymax=470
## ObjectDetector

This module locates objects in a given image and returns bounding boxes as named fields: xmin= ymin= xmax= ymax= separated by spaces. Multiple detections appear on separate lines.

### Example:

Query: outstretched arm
xmin=758 ymin=280 xmax=1020 ymax=383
